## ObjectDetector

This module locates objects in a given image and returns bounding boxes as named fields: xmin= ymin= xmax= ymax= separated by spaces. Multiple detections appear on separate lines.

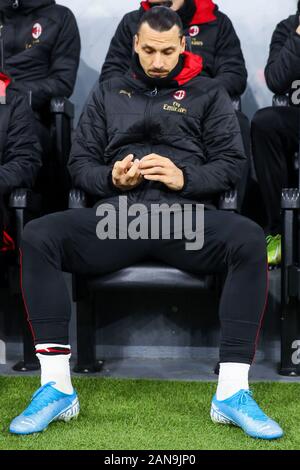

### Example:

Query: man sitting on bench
xmin=9 ymin=7 xmax=283 ymax=440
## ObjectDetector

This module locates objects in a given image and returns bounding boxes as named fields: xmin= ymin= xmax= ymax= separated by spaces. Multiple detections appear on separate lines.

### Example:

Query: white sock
xmin=35 ymin=343 xmax=73 ymax=395
xmin=216 ymin=362 xmax=250 ymax=401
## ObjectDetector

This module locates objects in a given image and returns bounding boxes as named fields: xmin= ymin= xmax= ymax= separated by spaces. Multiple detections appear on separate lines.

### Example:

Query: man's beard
xmin=132 ymin=53 xmax=185 ymax=88
xmin=147 ymin=68 xmax=170 ymax=78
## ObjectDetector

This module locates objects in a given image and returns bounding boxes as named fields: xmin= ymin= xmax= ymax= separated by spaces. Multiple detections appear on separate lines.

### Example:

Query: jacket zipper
xmin=144 ymin=87 xmax=158 ymax=151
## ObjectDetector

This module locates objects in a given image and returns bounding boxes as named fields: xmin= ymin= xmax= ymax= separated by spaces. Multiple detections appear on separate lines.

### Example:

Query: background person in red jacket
xmin=9 ymin=7 xmax=282 ymax=440
xmin=251 ymin=1 xmax=300 ymax=267
xmin=100 ymin=0 xmax=247 ymax=98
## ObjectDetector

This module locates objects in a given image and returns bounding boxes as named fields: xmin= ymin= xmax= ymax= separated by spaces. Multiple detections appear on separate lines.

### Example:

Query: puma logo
xmin=119 ymin=90 xmax=132 ymax=99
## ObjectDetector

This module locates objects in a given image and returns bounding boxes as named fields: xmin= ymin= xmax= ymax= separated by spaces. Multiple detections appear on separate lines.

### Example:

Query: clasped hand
xmin=112 ymin=153 xmax=184 ymax=191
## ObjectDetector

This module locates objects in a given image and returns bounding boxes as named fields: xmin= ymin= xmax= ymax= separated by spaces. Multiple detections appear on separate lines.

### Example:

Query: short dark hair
xmin=137 ymin=6 xmax=183 ymax=37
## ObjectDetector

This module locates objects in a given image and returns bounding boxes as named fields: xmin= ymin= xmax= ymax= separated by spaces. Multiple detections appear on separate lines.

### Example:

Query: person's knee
xmin=231 ymin=219 xmax=266 ymax=264
xmin=22 ymin=216 xmax=59 ymax=257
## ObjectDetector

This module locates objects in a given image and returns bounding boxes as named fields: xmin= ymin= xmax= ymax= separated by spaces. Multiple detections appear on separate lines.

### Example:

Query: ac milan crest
xmin=189 ymin=25 xmax=199 ymax=37
xmin=173 ymin=90 xmax=186 ymax=101
xmin=32 ymin=23 xmax=42 ymax=39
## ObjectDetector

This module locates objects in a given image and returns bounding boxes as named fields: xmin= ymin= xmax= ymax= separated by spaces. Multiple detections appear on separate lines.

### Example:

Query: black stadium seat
xmin=273 ymin=94 xmax=300 ymax=376
xmin=69 ymin=188 xmax=238 ymax=373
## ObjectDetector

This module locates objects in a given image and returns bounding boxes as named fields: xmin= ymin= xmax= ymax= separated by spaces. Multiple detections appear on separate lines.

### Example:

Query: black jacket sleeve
xmin=213 ymin=14 xmax=247 ymax=97
xmin=0 ymin=93 xmax=42 ymax=195
xmin=68 ymin=84 xmax=120 ymax=198
xmin=265 ymin=18 xmax=300 ymax=95
xmin=179 ymin=85 xmax=246 ymax=199
xmin=14 ymin=8 xmax=81 ymax=110
xmin=100 ymin=13 xmax=135 ymax=84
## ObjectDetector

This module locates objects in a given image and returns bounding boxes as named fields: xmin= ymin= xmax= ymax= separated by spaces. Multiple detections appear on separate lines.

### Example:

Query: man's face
xmin=135 ymin=23 xmax=185 ymax=79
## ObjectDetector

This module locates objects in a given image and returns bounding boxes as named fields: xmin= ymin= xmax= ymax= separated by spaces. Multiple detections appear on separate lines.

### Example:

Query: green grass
xmin=0 ymin=377 xmax=299 ymax=450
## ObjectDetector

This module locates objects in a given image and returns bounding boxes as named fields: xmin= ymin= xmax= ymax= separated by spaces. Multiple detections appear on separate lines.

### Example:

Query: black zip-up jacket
xmin=70 ymin=52 xmax=246 ymax=209
xmin=265 ymin=9 xmax=300 ymax=94
xmin=0 ymin=0 xmax=81 ymax=111
xmin=0 ymin=83 xmax=42 ymax=196
xmin=100 ymin=0 xmax=247 ymax=97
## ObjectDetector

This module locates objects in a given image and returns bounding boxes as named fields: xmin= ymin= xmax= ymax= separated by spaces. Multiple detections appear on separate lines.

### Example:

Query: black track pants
xmin=20 ymin=207 xmax=267 ymax=364
xmin=252 ymin=106 xmax=299 ymax=235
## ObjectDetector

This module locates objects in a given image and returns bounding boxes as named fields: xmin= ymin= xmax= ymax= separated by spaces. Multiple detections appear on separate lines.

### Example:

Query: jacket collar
xmin=174 ymin=51 xmax=203 ymax=85
xmin=132 ymin=51 xmax=203 ymax=89
xmin=140 ymin=0 xmax=217 ymax=25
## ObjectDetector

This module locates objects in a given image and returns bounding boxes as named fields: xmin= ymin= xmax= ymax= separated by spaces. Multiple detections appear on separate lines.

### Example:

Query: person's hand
xmin=112 ymin=154 xmax=143 ymax=191
xmin=139 ymin=153 xmax=184 ymax=191
xmin=296 ymin=22 xmax=300 ymax=35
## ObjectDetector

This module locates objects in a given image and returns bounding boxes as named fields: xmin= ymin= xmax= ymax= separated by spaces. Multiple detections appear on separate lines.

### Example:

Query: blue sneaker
xmin=9 ymin=382 xmax=79 ymax=435
xmin=210 ymin=389 xmax=283 ymax=440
